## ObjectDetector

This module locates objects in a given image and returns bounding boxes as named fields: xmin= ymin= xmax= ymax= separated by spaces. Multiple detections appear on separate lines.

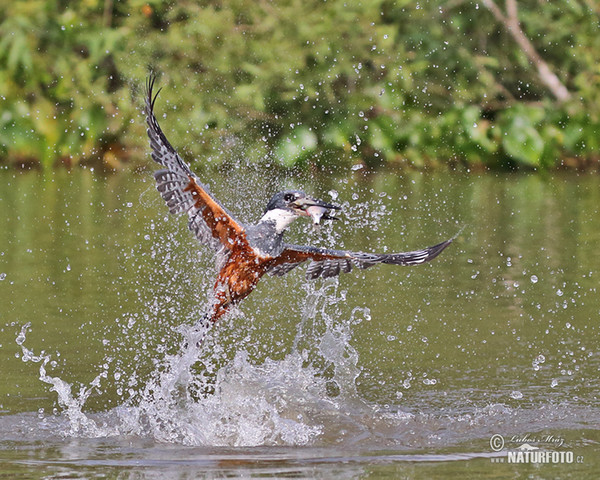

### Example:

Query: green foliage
xmin=499 ymin=105 xmax=545 ymax=167
xmin=0 ymin=0 xmax=130 ymax=168
xmin=0 ymin=0 xmax=599 ymax=170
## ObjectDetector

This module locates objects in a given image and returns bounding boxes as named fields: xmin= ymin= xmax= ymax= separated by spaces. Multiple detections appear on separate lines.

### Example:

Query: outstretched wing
xmin=145 ymin=75 xmax=245 ymax=252
xmin=267 ymin=238 xmax=454 ymax=280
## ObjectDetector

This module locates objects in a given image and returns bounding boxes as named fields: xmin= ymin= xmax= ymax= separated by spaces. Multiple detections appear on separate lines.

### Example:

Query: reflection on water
xmin=1 ymin=168 xmax=600 ymax=477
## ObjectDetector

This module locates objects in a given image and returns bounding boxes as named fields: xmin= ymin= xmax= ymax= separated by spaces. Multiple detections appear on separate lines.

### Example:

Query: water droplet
xmin=15 ymin=322 xmax=30 ymax=346
xmin=0 ymin=273 xmax=6 ymax=281
xmin=530 ymin=275 xmax=538 ymax=283
xmin=510 ymin=390 xmax=523 ymax=399
xmin=535 ymin=354 xmax=545 ymax=364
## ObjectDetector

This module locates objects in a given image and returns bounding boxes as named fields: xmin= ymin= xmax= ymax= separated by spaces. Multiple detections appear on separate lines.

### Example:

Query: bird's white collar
xmin=259 ymin=208 xmax=298 ymax=234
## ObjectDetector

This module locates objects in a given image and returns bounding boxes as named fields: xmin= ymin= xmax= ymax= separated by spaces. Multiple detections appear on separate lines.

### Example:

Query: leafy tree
xmin=0 ymin=0 xmax=598 ymax=170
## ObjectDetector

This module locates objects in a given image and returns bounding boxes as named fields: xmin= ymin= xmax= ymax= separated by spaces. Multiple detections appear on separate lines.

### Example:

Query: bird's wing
xmin=145 ymin=75 xmax=245 ymax=252
xmin=267 ymin=238 xmax=454 ymax=279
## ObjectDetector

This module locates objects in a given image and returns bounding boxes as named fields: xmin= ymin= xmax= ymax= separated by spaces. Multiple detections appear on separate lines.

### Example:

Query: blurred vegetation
xmin=0 ymin=0 xmax=599 ymax=171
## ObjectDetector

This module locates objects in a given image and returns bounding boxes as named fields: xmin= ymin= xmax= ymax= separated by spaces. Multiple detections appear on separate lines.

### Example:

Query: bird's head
xmin=261 ymin=190 xmax=340 ymax=233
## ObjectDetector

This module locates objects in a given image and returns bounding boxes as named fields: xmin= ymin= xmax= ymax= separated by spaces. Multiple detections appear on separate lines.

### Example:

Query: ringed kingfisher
xmin=144 ymin=76 xmax=455 ymax=331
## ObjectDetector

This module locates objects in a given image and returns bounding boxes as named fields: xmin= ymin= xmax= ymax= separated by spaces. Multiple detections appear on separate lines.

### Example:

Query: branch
xmin=103 ymin=0 xmax=113 ymax=28
xmin=482 ymin=0 xmax=571 ymax=102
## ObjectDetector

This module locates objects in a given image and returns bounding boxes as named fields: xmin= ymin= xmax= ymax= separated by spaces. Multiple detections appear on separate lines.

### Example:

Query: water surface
xmin=1 ymin=168 xmax=599 ymax=477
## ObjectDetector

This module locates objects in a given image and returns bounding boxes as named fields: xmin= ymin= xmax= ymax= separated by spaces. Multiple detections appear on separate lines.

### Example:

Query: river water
xmin=1 ymin=167 xmax=599 ymax=478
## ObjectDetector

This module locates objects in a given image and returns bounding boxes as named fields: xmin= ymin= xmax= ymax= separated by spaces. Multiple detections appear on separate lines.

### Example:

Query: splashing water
xmin=16 ymin=323 xmax=108 ymax=437
xmin=16 ymin=272 xmax=378 ymax=446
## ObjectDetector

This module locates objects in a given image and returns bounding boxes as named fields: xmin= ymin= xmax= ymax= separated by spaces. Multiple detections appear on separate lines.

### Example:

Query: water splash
xmin=112 ymin=277 xmax=373 ymax=446
xmin=16 ymin=323 xmax=108 ymax=437
xmin=16 ymin=273 xmax=378 ymax=446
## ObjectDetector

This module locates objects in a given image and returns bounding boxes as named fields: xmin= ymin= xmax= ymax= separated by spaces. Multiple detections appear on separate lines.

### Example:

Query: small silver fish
xmin=306 ymin=205 xmax=339 ymax=225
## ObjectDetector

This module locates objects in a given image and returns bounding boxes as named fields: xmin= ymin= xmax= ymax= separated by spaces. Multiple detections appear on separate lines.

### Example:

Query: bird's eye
xmin=283 ymin=193 xmax=295 ymax=202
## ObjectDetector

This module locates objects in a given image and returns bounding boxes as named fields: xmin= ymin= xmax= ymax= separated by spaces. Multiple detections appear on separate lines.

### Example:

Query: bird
xmin=144 ymin=75 xmax=455 ymax=331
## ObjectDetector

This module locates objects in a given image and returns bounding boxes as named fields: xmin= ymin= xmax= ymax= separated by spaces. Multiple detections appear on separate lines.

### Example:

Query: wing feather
xmin=268 ymin=262 xmax=301 ymax=277
xmin=267 ymin=237 xmax=454 ymax=280
xmin=145 ymin=75 xmax=245 ymax=253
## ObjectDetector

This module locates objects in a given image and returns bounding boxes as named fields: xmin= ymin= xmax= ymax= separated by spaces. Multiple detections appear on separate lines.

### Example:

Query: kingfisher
xmin=144 ymin=76 xmax=455 ymax=328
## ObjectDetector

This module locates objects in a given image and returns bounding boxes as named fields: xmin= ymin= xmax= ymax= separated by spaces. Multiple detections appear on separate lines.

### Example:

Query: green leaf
xmin=275 ymin=126 xmax=317 ymax=167
xmin=323 ymin=125 xmax=348 ymax=149
xmin=461 ymin=106 xmax=496 ymax=153
xmin=499 ymin=105 xmax=547 ymax=167
xmin=502 ymin=120 xmax=544 ymax=167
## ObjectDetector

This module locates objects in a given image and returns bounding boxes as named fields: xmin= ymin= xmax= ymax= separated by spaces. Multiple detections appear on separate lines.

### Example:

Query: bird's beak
xmin=292 ymin=197 xmax=341 ymax=224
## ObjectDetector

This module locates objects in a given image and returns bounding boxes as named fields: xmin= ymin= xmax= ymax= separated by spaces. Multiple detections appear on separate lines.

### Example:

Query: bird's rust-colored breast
xmin=209 ymin=239 xmax=275 ymax=322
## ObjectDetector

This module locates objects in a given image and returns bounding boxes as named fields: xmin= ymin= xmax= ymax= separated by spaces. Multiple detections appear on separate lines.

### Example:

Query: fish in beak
xmin=292 ymin=196 xmax=341 ymax=225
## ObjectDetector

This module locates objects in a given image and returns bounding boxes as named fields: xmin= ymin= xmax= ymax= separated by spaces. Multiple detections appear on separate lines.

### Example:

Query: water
xmin=1 ymin=168 xmax=599 ymax=478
